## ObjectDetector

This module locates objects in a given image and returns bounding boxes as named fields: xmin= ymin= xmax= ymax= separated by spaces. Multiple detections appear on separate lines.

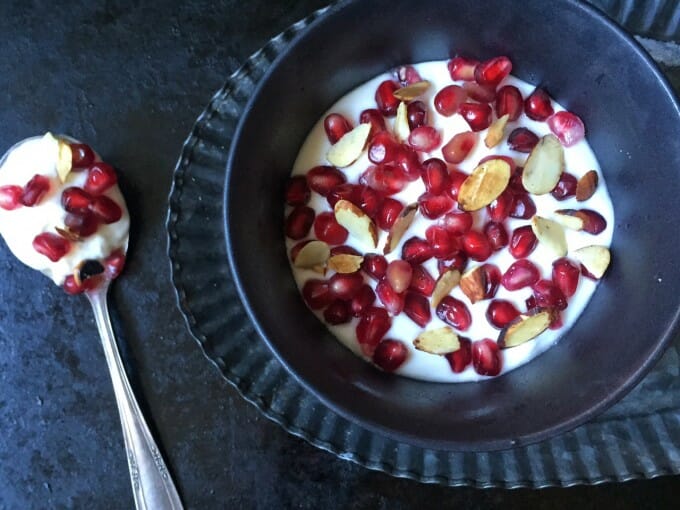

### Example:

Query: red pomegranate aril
xmin=552 ymin=257 xmax=581 ymax=298
xmin=323 ymin=113 xmax=353 ymax=144
xmin=445 ymin=171 xmax=467 ymax=202
xmin=0 ymin=185 xmax=23 ymax=210
xmin=70 ymin=143 xmax=95 ymax=168
xmin=356 ymin=306 xmax=392 ymax=355
xmin=324 ymin=299 xmax=352 ymax=325
xmin=472 ymin=339 xmax=502 ymax=376
xmin=475 ymin=56 xmax=512 ymax=87
xmin=406 ymin=100 xmax=428 ymax=129
xmin=548 ymin=111 xmax=586 ymax=147
xmin=438 ymin=252 xmax=469 ymax=274
xmin=104 ymin=249 xmax=125 ymax=279
xmin=329 ymin=272 xmax=364 ymax=300
xmin=63 ymin=274 xmax=84 ymax=295
xmin=394 ymin=147 xmax=422 ymax=181
xmin=357 ymin=185 xmax=384 ymax=218
xmin=314 ymin=212 xmax=348 ymax=245
xmin=462 ymin=230 xmax=492 ymax=262
xmin=302 ymin=279 xmax=333 ymax=310
xmin=580 ymin=209 xmax=607 ymax=235
xmin=32 ymin=232 xmax=71 ymax=262
xmin=394 ymin=65 xmax=422 ymax=86
xmin=375 ymin=80 xmax=400 ymax=117
xmin=420 ymin=158 xmax=449 ymax=195
xmin=368 ymin=131 xmax=400 ymax=165
xmin=462 ymin=81 xmax=497 ymax=103
xmin=285 ymin=205 xmax=315 ymax=240
xmin=330 ymin=245 xmax=361 ymax=257
xmin=509 ymin=225 xmax=538 ymax=258
xmin=434 ymin=85 xmax=467 ymax=117
xmin=436 ymin=296 xmax=472 ymax=331
xmin=508 ymin=165 xmax=525 ymax=193
xmin=285 ymin=176 xmax=311 ymax=206
xmin=327 ymin=183 xmax=359 ymax=209
xmin=376 ymin=280 xmax=405 ymax=316
xmin=502 ymin=259 xmax=541 ymax=291
xmin=373 ymin=339 xmax=408 ymax=372
xmin=65 ymin=211 xmax=99 ymax=237
xmin=483 ymin=221 xmax=508 ymax=251
xmin=408 ymin=126 xmax=441 ymax=152
xmin=459 ymin=102 xmax=492 ymax=132
xmin=525 ymin=295 xmax=538 ymax=311
xmin=90 ymin=195 xmax=122 ymax=224
xmin=486 ymin=300 xmax=520 ymax=329
xmin=21 ymin=174 xmax=50 ymax=206
xmin=350 ymin=284 xmax=376 ymax=317
xmin=482 ymin=264 xmax=502 ymax=299
xmin=509 ymin=192 xmax=537 ymax=220
xmin=533 ymin=279 xmax=568 ymax=311
xmin=386 ymin=260 xmax=413 ymax=293
xmin=307 ymin=166 xmax=346 ymax=196
xmin=401 ymin=236 xmax=434 ymax=264
xmin=524 ymin=88 xmax=554 ymax=121
xmin=426 ymin=225 xmax=461 ymax=260
xmin=549 ymin=312 xmax=564 ymax=330
xmin=360 ymin=164 xmax=408 ymax=195
xmin=375 ymin=197 xmax=404 ymax=231
xmin=442 ymin=132 xmax=477 ymax=164
xmin=507 ymin=127 xmax=539 ymax=153
xmin=445 ymin=337 xmax=472 ymax=373
xmin=84 ymin=163 xmax=117 ymax=195
xmin=409 ymin=265 xmax=436 ymax=296
xmin=551 ymin=172 xmax=577 ymax=201
xmin=486 ymin=189 xmax=514 ymax=222
xmin=448 ymin=56 xmax=479 ymax=81
xmin=362 ymin=253 xmax=388 ymax=280
xmin=359 ymin=108 xmax=387 ymax=140
xmin=441 ymin=211 xmax=473 ymax=234
xmin=418 ymin=192 xmax=454 ymax=219
xmin=495 ymin=85 xmax=523 ymax=121
xmin=404 ymin=291 xmax=431 ymax=327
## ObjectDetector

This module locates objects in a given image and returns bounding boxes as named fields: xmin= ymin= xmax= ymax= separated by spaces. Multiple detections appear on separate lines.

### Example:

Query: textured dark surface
xmin=0 ymin=0 xmax=679 ymax=509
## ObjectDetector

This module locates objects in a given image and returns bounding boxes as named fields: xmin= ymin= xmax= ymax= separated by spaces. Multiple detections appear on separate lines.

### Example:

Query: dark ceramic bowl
xmin=225 ymin=0 xmax=680 ymax=450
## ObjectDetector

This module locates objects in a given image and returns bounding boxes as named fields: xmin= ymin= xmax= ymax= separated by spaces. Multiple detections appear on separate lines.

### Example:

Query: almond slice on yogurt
xmin=522 ymin=134 xmax=564 ymax=194
xmin=393 ymin=101 xmax=411 ymax=143
xmin=334 ymin=199 xmax=378 ymax=249
xmin=384 ymin=203 xmax=418 ymax=254
xmin=572 ymin=245 xmax=611 ymax=279
xmin=327 ymin=253 xmax=363 ymax=273
xmin=498 ymin=309 xmax=552 ymax=348
xmin=393 ymin=80 xmax=431 ymax=101
xmin=292 ymin=240 xmax=330 ymax=269
xmin=326 ymin=123 xmax=371 ymax=167
xmin=431 ymin=268 xmax=461 ymax=308
xmin=531 ymin=216 xmax=567 ymax=257
xmin=414 ymin=326 xmax=460 ymax=355
xmin=457 ymin=158 xmax=511 ymax=211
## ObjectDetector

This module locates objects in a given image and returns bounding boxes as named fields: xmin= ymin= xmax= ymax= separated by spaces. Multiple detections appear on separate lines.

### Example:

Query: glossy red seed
xmin=486 ymin=189 xmax=514 ymax=222
xmin=408 ymin=126 xmax=441 ymax=152
xmin=307 ymin=166 xmax=346 ymax=196
xmin=302 ymin=279 xmax=333 ymax=310
xmin=32 ymin=232 xmax=71 ymax=262
xmin=327 ymin=183 xmax=359 ymax=209
xmin=578 ymin=209 xmax=607 ymax=235
xmin=445 ymin=337 xmax=472 ymax=373
xmin=375 ymin=80 xmax=400 ymax=117
xmin=459 ymin=102 xmax=493 ymax=132
xmin=483 ymin=221 xmax=508 ymax=252
xmin=357 ymin=185 xmax=384 ymax=218
xmin=90 ymin=195 xmax=122 ymax=224
xmin=462 ymin=82 xmax=497 ymax=103
xmin=437 ymin=296 xmax=472 ymax=331
xmin=486 ymin=300 xmax=520 ymax=329
xmin=409 ymin=265 xmax=436 ymax=296
xmin=394 ymin=65 xmax=422 ymax=86
xmin=508 ymin=165 xmax=526 ymax=193
xmin=438 ymin=252 xmax=469 ymax=275
xmin=65 ymin=211 xmax=99 ymax=237
xmin=420 ymin=158 xmax=450 ymax=195
xmin=376 ymin=279 xmax=405 ymax=315
xmin=406 ymin=100 xmax=428 ymax=129
xmin=502 ymin=259 xmax=541 ymax=291
xmin=329 ymin=272 xmax=364 ymax=300
xmin=509 ymin=225 xmax=538 ymax=258
xmin=84 ymin=162 xmax=117 ymax=195
xmin=475 ymin=56 xmax=512 ymax=86
xmin=426 ymin=225 xmax=461 ymax=259
xmin=552 ymin=257 xmax=580 ymax=298
xmin=507 ymin=127 xmax=540 ymax=153
xmin=373 ymin=339 xmax=408 ymax=371
xmin=21 ymin=174 xmax=50 ymax=206
xmin=401 ymin=236 xmax=434 ymax=264
xmin=442 ymin=132 xmax=477 ymax=164
xmin=461 ymin=230 xmax=492 ymax=261
xmin=368 ymin=131 xmax=400 ymax=165
xmin=324 ymin=299 xmax=352 ymax=325
xmin=330 ymin=245 xmax=361 ymax=257
xmin=350 ymin=284 xmax=376 ymax=317
xmin=360 ymin=165 xmax=408 ymax=195
xmin=314 ymin=212 xmax=348 ymax=245
xmin=403 ymin=291 xmax=431 ymax=327
xmin=548 ymin=111 xmax=586 ymax=147
xmin=472 ymin=339 xmax=502 ymax=376
xmin=418 ymin=192 xmax=454 ymax=219
xmin=394 ymin=146 xmax=422 ymax=181
xmin=551 ymin=172 xmax=578 ymax=201
xmin=63 ymin=274 xmax=85 ymax=295
xmin=448 ymin=56 xmax=479 ymax=81
xmin=0 ymin=185 xmax=23 ymax=210
xmin=482 ymin=264 xmax=502 ymax=299
xmin=525 ymin=295 xmax=538 ymax=311
xmin=533 ymin=279 xmax=568 ymax=311
xmin=323 ymin=113 xmax=353 ymax=144
xmin=356 ymin=306 xmax=392 ymax=355
xmin=359 ymin=108 xmax=387 ymax=140
xmin=70 ymin=143 xmax=95 ymax=168
xmin=375 ymin=197 xmax=404 ymax=231
xmin=104 ymin=249 xmax=126 ymax=279
xmin=434 ymin=85 xmax=467 ymax=117
xmin=361 ymin=254 xmax=388 ymax=280
xmin=285 ymin=176 xmax=311 ymax=206
xmin=509 ymin=192 xmax=537 ymax=219
xmin=446 ymin=170 xmax=469 ymax=201
xmin=549 ymin=312 xmax=564 ymax=330
xmin=386 ymin=260 xmax=413 ymax=293
xmin=495 ymin=85 xmax=523 ymax=121
xmin=440 ymin=211 xmax=473 ymax=234
xmin=285 ymin=206 xmax=315 ymax=240
xmin=524 ymin=88 xmax=554 ymax=121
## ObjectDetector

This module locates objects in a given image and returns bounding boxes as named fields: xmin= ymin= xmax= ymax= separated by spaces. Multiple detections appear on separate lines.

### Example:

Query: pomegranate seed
xmin=552 ymin=257 xmax=581 ymax=298
xmin=548 ymin=111 xmax=586 ymax=147
xmin=401 ymin=237 xmax=434 ymax=264
xmin=507 ymin=127 xmax=539 ymax=153
xmin=403 ymin=291 xmax=431 ymax=327
xmin=359 ymin=108 xmax=387 ymax=140
xmin=420 ymin=158 xmax=450 ymax=195
xmin=357 ymin=185 xmax=384 ymax=218
xmin=409 ymin=126 xmax=441 ymax=152
xmin=104 ymin=249 xmax=126 ymax=279
xmin=406 ymin=101 xmax=428 ymax=129
xmin=329 ymin=272 xmax=364 ymax=300
xmin=302 ymin=279 xmax=333 ymax=310
xmin=350 ymin=284 xmax=376 ymax=317
xmin=21 ymin=174 xmax=50 ymax=206
xmin=438 ymin=252 xmax=469 ymax=274
xmin=509 ymin=192 xmax=536 ymax=219
xmin=446 ymin=170 xmax=469 ymax=201
xmin=285 ymin=176 xmax=311 ymax=206
xmin=0 ymin=185 xmax=23 ymax=210
xmin=368 ymin=131 xmax=400 ymax=165
xmin=327 ymin=183 xmax=360 ymax=209
xmin=394 ymin=146 xmax=422 ymax=181
xmin=459 ymin=102 xmax=492 ymax=132
xmin=360 ymin=165 xmax=408 ymax=195
xmin=442 ymin=132 xmax=477 ymax=164
xmin=63 ymin=274 xmax=85 ymax=294
xmin=418 ymin=192 xmax=454 ymax=219
xmin=441 ymin=211 xmax=473 ymax=234
xmin=533 ymin=279 xmax=568 ymax=311
xmin=437 ymin=296 xmax=472 ymax=331
xmin=475 ymin=56 xmax=512 ymax=86
xmin=361 ymin=253 xmax=387 ymax=280
xmin=375 ymin=80 xmax=400 ymax=117
xmin=323 ymin=113 xmax=353 ymax=144
xmin=495 ymin=85 xmax=523 ymax=121
xmin=376 ymin=279 xmax=405 ymax=315
xmin=285 ymin=206 xmax=315 ymax=240
xmin=90 ymin=195 xmax=122 ymax=224
xmin=356 ymin=306 xmax=392 ymax=355
xmin=32 ymin=232 xmax=71 ymax=262
xmin=373 ymin=339 xmax=408 ymax=372
xmin=551 ymin=172 xmax=577 ymax=201
xmin=559 ymin=209 xmax=607 ymax=234
xmin=525 ymin=295 xmax=538 ymax=311
xmin=70 ymin=143 xmax=95 ymax=169
xmin=483 ymin=221 xmax=508 ymax=251
xmin=486 ymin=189 xmax=514 ymax=222
xmin=314 ymin=212 xmax=348 ymax=245
xmin=434 ymin=85 xmax=467 ymax=117
xmin=394 ymin=65 xmax=422 ymax=86
xmin=330 ymin=245 xmax=361 ymax=257
xmin=375 ymin=197 xmax=404 ymax=231
xmin=65 ymin=211 xmax=99 ymax=237
xmin=463 ymin=82 xmax=497 ymax=103
xmin=508 ymin=165 xmax=526 ymax=193
xmin=84 ymin=163 xmax=117 ymax=195
xmin=486 ymin=300 xmax=520 ymax=329
xmin=502 ymin=259 xmax=541 ymax=291
xmin=462 ymin=230 xmax=492 ymax=261
xmin=472 ymin=339 xmax=502 ymax=376
xmin=482 ymin=264 xmax=502 ymax=299
xmin=445 ymin=337 xmax=472 ymax=373
xmin=307 ymin=166 xmax=346 ymax=196
xmin=426 ymin=225 xmax=461 ymax=259
xmin=524 ymin=88 xmax=554 ymax=121
xmin=324 ymin=299 xmax=351 ymax=325
xmin=448 ymin=56 xmax=479 ymax=81
xmin=549 ymin=312 xmax=564 ymax=330
xmin=386 ymin=260 xmax=413 ymax=293
xmin=509 ymin=225 xmax=538 ymax=258
xmin=409 ymin=265 xmax=436 ymax=296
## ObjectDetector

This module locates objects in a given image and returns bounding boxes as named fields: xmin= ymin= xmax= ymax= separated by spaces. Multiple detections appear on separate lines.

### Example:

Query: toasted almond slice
xmin=572 ymin=245 xmax=611 ymax=279
xmin=312 ymin=264 xmax=327 ymax=275
xmin=459 ymin=265 xmax=486 ymax=304
xmin=293 ymin=240 xmax=330 ymax=269
xmin=56 ymin=139 xmax=73 ymax=183
xmin=521 ymin=134 xmax=564 ymax=194
xmin=431 ymin=269 xmax=461 ymax=308
xmin=531 ymin=216 xmax=567 ymax=257
xmin=393 ymin=80 xmax=431 ymax=101
xmin=394 ymin=101 xmax=410 ymax=143
xmin=334 ymin=199 xmax=378 ymax=249
xmin=484 ymin=113 xmax=509 ymax=148
xmin=326 ymin=123 xmax=371 ymax=168
xmin=498 ymin=309 xmax=552 ymax=348
xmin=457 ymin=158 xmax=511 ymax=211
xmin=328 ymin=253 xmax=364 ymax=274
xmin=576 ymin=170 xmax=598 ymax=201
xmin=384 ymin=203 xmax=418 ymax=254
xmin=553 ymin=210 xmax=584 ymax=231
xmin=414 ymin=326 xmax=460 ymax=355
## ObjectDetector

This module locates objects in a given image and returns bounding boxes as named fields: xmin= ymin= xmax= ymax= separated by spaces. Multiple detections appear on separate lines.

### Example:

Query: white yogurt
xmin=0 ymin=133 xmax=130 ymax=285
xmin=286 ymin=61 xmax=614 ymax=382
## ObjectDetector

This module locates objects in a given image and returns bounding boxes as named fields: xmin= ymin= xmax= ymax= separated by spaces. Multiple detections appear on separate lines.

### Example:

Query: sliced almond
xmin=457 ymin=158 xmax=511 ymax=211
xmin=498 ymin=309 xmax=552 ymax=348
xmin=459 ymin=265 xmax=486 ymax=304
xmin=521 ymin=134 xmax=565 ymax=194
xmin=553 ymin=210 xmax=584 ymax=231
xmin=393 ymin=80 xmax=430 ymax=101
xmin=55 ymin=226 xmax=81 ymax=242
xmin=293 ymin=240 xmax=330 ymax=269
xmin=327 ymin=253 xmax=363 ymax=274
xmin=383 ymin=203 xmax=418 ymax=254
xmin=576 ymin=170 xmax=598 ymax=201
xmin=484 ymin=113 xmax=509 ymax=148
xmin=56 ymin=139 xmax=73 ymax=183
xmin=531 ymin=216 xmax=567 ymax=257
xmin=394 ymin=101 xmax=410 ymax=143
xmin=334 ymin=199 xmax=378 ymax=249
xmin=326 ymin=123 xmax=371 ymax=168
xmin=413 ymin=326 xmax=460 ymax=355
xmin=572 ymin=245 xmax=611 ymax=279
xmin=311 ymin=264 xmax=327 ymax=275
xmin=431 ymin=268 xmax=461 ymax=308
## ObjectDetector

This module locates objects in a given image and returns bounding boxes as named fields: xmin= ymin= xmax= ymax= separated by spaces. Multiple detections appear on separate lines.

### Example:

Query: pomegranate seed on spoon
xmin=32 ymin=232 xmax=71 ymax=261
xmin=0 ymin=185 xmax=23 ymax=210
xmin=85 ymin=162 xmax=118 ymax=195
xmin=90 ymin=195 xmax=123 ymax=224
xmin=61 ymin=187 xmax=92 ymax=214
xmin=70 ymin=143 xmax=95 ymax=168
xmin=21 ymin=174 xmax=50 ymax=206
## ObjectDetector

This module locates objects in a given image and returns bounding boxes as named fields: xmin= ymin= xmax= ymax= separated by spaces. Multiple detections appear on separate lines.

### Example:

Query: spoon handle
xmin=87 ymin=287 xmax=184 ymax=510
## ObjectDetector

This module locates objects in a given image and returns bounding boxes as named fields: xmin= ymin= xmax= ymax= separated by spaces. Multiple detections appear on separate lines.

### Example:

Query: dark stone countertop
xmin=0 ymin=1 xmax=678 ymax=508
